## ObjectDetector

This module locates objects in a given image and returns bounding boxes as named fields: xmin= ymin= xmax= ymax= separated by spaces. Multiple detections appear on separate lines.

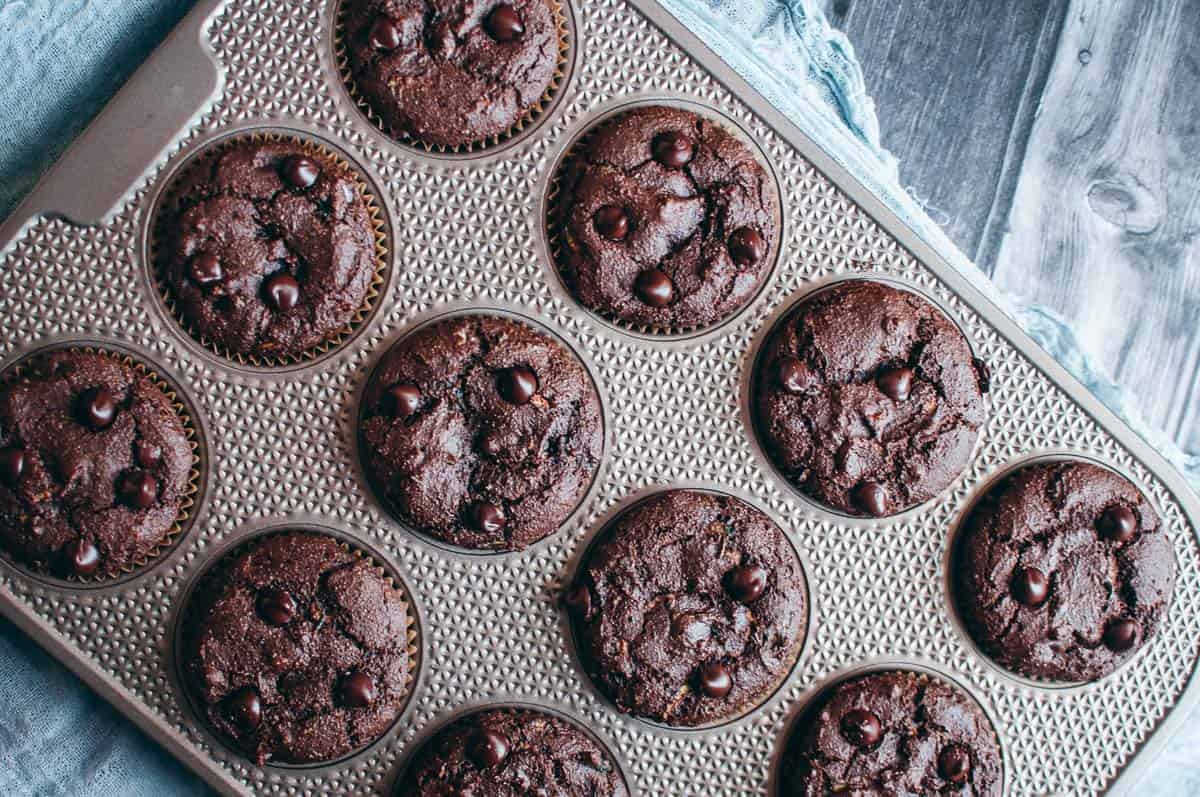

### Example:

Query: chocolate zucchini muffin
xmin=754 ymin=280 xmax=989 ymax=516
xmin=779 ymin=670 xmax=1003 ymax=796
xmin=955 ymin=460 xmax=1177 ymax=683
xmin=396 ymin=708 xmax=628 ymax=796
xmin=0 ymin=350 xmax=192 ymax=579
xmin=159 ymin=138 xmax=378 ymax=360
xmin=555 ymin=105 xmax=779 ymax=331
xmin=565 ymin=490 xmax=807 ymax=726
xmin=343 ymin=0 xmax=560 ymax=148
xmin=360 ymin=315 xmax=602 ymax=551
xmin=185 ymin=532 xmax=415 ymax=764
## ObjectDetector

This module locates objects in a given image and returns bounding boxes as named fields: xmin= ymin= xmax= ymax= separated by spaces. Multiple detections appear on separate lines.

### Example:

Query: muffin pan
xmin=0 ymin=0 xmax=1197 ymax=794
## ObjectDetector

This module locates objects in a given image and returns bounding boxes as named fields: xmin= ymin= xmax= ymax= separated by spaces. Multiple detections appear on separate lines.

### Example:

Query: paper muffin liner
xmin=176 ymin=527 xmax=421 ymax=768
xmin=334 ymin=0 xmax=571 ymax=154
xmin=150 ymin=131 xmax=389 ymax=369
xmin=545 ymin=101 xmax=784 ymax=338
xmin=0 ymin=345 xmax=203 ymax=585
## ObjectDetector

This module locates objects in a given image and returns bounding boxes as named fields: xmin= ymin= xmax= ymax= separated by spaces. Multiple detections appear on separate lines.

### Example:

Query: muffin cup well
xmin=0 ymin=343 xmax=204 ymax=587
xmin=149 ymin=129 xmax=390 ymax=370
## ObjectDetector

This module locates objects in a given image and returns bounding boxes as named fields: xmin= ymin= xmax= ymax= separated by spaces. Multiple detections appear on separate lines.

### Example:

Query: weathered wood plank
xmin=989 ymin=0 xmax=1200 ymax=453
xmin=816 ymin=0 xmax=1067 ymax=263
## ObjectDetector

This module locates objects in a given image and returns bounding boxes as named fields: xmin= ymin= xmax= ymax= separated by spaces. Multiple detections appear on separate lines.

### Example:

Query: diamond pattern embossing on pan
xmin=0 ymin=0 xmax=1196 ymax=795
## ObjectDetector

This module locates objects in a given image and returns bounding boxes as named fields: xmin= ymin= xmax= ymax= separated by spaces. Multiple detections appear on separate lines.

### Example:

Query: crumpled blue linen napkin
xmin=0 ymin=1 xmax=1195 ymax=795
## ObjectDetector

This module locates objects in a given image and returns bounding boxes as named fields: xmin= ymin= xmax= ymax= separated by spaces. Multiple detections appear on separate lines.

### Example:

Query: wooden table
xmin=818 ymin=0 xmax=1199 ymax=791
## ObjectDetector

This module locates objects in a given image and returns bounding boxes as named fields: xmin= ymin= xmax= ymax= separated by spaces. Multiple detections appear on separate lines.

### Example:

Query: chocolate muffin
xmin=396 ymin=708 xmax=627 ymax=796
xmin=185 ymin=532 xmax=415 ymax=764
xmin=0 ymin=350 xmax=192 ymax=579
xmin=360 ymin=315 xmax=602 ymax=551
xmin=779 ymin=670 xmax=1003 ymax=796
xmin=754 ymin=280 xmax=989 ymax=516
xmin=565 ymin=490 xmax=807 ymax=726
xmin=343 ymin=0 xmax=560 ymax=148
xmin=555 ymin=105 xmax=779 ymax=331
xmin=954 ymin=461 xmax=1177 ymax=683
xmin=159 ymin=137 xmax=378 ymax=361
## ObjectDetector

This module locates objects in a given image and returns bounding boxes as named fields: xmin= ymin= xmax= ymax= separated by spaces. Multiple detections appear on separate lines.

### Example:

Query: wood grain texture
xmin=989 ymin=0 xmax=1200 ymax=452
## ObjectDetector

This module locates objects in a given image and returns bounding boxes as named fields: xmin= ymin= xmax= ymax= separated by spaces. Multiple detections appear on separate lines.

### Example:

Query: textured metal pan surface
xmin=0 ymin=0 xmax=1198 ymax=795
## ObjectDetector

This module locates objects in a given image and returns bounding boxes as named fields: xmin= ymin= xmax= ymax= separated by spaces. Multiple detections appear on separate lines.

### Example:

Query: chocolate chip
xmin=386 ymin=383 xmax=422 ymax=417
xmin=190 ymin=252 xmax=223 ymax=286
xmin=77 ymin=387 xmax=117 ymax=431
xmin=938 ymin=743 xmax=971 ymax=784
xmin=562 ymin=584 xmax=592 ymax=617
xmin=593 ymin=205 xmax=629 ymax=241
xmin=281 ymin=156 xmax=320 ymax=189
xmin=134 ymin=440 xmax=163 ymax=468
xmin=1103 ymin=617 xmax=1140 ymax=652
xmin=1010 ymin=566 xmax=1049 ymax=607
xmin=840 ymin=708 xmax=882 ymax=747
xmin=777 ymin=356 xmax=814 ymax=394
xmin=697 ymin=661 xmax=733 ymax=698
xmin=480 ymin=433 xmax=504 ymax=457
xmin=468 ymin=729 xmax=510 ymax=768
xmin=368 ymin=16 xmax=402 ymax=50
xmin=118 ymin=469 xmax=157 ymax=509
xmin=256 ymin=587 xmax=296 ymax=626
xmin=472 ymin=502 xmax=507 ymax=534
xmin=727 ymin=227 xmax=766 ymax=266
xmin=227 ymin=686 xmax=262 ymax=731
xmin=725 ymin=565 xmax=768 ymax=603
xmin=497 ymin=366 xmax=537 ymax=405
xmin=973 ymin=357 xmax=991 ymax=393
xmin=852 ymin=481 xmax=888 ymax=517
xmin=876 ymin=366 xmax=914 ymax=402
xmin=338 ymin=670 xmax=376 ymax=708
xmin=61 ymin=538 xmax=100 ymax=577
xmin=652 ymin=131 xmax=695 ymax=168
xmin=484 ymin=4 xmax=524 ymax=42
xmin=263 ymin=273 xmax=301 ymax=311
xmin=0 ymin=448 xmax=25 ymax=485
xmin=1098 ymin=504 xmax=1137 ymax=544
xmin=634 ymin=268 xmax=674 ymax=307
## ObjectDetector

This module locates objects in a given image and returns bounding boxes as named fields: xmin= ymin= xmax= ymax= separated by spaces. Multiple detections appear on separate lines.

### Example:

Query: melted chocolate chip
xmin=387 ymin=383 xmax=422 ymax=418
xmin=1098 ymin=504 xmax=1137 ymax=544
xmin=592 ymin=205 xmax=630 ymax=241
xmin=777 ymin=356 xmax=814 ymax=394
xmin=652 ymin=131 xmax=695 ymax=168
xmin=497 ymin=366 xmax=537 ymax=405
xmin=697 ymin=661 xmax=733 ymax=698
xmin=484 ymin=4 xmax=524 ymax=42
xmin=468 ymin=729 xmax=510 ymax=768
xmin=634 ymin=268 xmax=674 ymax=307
xmin=338 ymin=670 xmax=376 ymax=708
xmin=472 ymin=502 xmax=507 ymax=534
xmin=876 ymin=366 xmax=915 ymax=402
xmin=227 ymin=686 xmax=262 ymax=731
xmin=563 ymin=584 xmax=592 ymax=617
xmin=0 ymin=448 xmax=24 ymax=485
xmin=281 ymin=156 xmax=320 ymax=189
xmin=134 ymin=440 xmax=163 ymax=468
xmin=77 ymin=387 xmax=117 ymax=431
xmin=852 ymin=481 xmax=888 ymax=517
xmin=190 ymin=252 xmax=223 ymax=286
xmin=973 ymin=357 xmax=992 ymax=393
xmin=727 ymin=227 xmax=766 ymax=266
xmin=938 ymin=743 xmax=971 ymax=784
xmin=368 ymin=16 xmax=402 ymax=50
xmin=1103 ymin=617 xmax=1140 ymax=652
xmin=263 ymin=273 xmax=301 ymax=312
xmin=61 ymin=538 xmax=100 ymax=577
xmin=725 ymin=565 xmax=768 ymax=603
xmin=1010 ymin=566 xmax=1049 ymax=608
xmin=118 ymin=469 xmax=158 ymax=509
xmin=840 ymin=708 xmax=882 ymax=747
xmin=256 ymin=587 xmax=297 ymax=626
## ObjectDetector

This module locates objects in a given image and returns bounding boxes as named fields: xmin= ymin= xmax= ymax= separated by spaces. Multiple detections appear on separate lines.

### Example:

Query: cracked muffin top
xmin=565 ymin=489 xmax=807 ymax=727
xmin=185 ymin=532 xmax=415 ymax=764
xmin=159 ymin=138 xmax=377 ymax=360
xmin=359 ymin=315 xmax=603 ymax=551
xmin=343 ymin=0 xmax=560 ymax=148
xmin=0 ymin=350 xmax=192 ymax=579
xmin=396 ymin=708 xmax=628 ymax=796
xmin=955 ymin=460 xmax=1177 ymax=683
xmin=754 ymin=280 xmax=989 ymax=517
xmin=555 ymin=105 xmax=779 ymax=331
xmin=780 ymin=670 xmax=1003 ymax=796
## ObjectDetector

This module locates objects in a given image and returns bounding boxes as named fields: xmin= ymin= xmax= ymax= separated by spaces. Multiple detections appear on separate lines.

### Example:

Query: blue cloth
xmin=0 ymin=1 xmax=1196 ymax=795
